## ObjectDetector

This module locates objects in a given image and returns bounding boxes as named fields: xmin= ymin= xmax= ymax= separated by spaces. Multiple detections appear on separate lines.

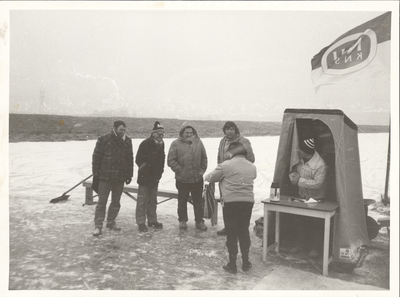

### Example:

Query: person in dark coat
xmin=135 ymin=121 xmax=166 ymax=232
xmin=92 ymin=120 xmax=133 ymax=236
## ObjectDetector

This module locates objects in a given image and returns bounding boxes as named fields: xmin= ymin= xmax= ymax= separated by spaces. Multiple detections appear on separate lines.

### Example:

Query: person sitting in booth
xmin=288 ymin=137 xmax=328 ymax=257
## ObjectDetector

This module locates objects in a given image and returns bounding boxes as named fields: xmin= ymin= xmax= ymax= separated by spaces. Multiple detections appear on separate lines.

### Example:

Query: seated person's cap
xmin=299 ymin=138 xmax=315 ymax=154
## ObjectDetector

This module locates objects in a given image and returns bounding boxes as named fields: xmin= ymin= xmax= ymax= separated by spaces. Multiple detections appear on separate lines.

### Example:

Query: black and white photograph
xmin=0 ymin=1 xmax=398 ymax=296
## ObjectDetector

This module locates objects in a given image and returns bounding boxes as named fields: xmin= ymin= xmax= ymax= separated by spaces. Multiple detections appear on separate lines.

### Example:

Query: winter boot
xmin=148 ymin=222 xmax=163 ymax=229
xmin=93 ymin=227 xmax=102 ymax=236
xmin=242 ymin=253 xmax=252 ymax=272
xmin=106 ymin=222 xmax=121 ymax=231
xmin=242 ymin=261 xmax=252 ymax=272
xmin=196 ymin=221 xmax=208 ymax=231
xmin=223 ymin=255 xmax=237 ymax=274
xmin=179 ymin=221 xmax=187 ymax=230
xmin=138 ymin=224 xmax=148 ymax=232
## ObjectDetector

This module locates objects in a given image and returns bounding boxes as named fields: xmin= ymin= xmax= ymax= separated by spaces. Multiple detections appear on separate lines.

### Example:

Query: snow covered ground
xmin=9 ymin=133 xmax=390 ymax=218
xmin=6 ymin=133 xmax=391 ymax=290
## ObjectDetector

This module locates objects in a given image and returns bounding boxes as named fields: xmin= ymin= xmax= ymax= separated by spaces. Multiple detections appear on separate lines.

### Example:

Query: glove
xmin=126 ymin=178 xmax=132 ymax=185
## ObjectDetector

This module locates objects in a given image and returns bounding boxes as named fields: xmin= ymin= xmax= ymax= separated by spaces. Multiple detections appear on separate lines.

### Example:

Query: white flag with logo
xmin=311 ymin=12 xmax=391 ymax=91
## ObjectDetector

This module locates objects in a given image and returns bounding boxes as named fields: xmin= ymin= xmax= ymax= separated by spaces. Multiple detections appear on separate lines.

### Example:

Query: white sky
xmin=1 ymin=1 xmax=399 ymax=125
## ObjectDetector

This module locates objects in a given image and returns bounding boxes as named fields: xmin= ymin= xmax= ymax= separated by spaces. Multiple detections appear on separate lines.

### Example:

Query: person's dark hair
xmin=228 ymin=142 xmax=247 ymax=157
xmin=222 ymin=121 xmax=240 ymax=135
xmin=113 ymin=120 xmax=126 ymax=128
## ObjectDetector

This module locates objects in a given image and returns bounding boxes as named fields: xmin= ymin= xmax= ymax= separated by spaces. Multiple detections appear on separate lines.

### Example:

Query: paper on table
xmin=305 ymin=198 xmax=319 ymax=203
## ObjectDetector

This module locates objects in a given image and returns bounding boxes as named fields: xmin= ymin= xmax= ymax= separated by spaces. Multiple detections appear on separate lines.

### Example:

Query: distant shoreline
xmin=9 ymin=113 xmax=389 ymax=143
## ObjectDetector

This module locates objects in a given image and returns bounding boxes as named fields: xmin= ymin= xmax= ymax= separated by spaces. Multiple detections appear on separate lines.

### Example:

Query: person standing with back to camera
xmin=205 ymin=142 xmax=257 ymax=274
xmin=92 ymin=120 xmax=133 ymax=236
xmin=216 ymin=121 xmax=255 ymax=236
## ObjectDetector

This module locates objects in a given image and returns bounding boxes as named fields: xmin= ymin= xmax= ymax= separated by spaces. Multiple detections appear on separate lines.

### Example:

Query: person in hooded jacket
xmin=216 ymin=121 xmax=255 ymax=236
xmin=92 ymin=120 xmax=133 ymax=236
xmin=135 ymin=121 xmax=166 ymax=233
xmin=167 ymin=122 xmax=208 ymax=231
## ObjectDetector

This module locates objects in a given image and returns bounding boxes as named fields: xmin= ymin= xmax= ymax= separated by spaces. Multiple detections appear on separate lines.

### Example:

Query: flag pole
xmin=382 ymin=123 xmax=390 ymax=205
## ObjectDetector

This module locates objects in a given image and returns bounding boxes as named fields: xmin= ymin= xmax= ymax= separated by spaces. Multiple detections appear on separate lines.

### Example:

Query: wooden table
xmin=262 ymin=195 xmax=339 ymax=276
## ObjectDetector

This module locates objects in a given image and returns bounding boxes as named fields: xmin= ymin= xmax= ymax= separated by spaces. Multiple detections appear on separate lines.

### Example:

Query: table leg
xmin=213 ymin=200 xmax=219 ymax=225
xmin=263 ymin=205 xmax=269 ymax=261
xmin=85 ymin=187 xmax=94 ymax=205
xmin=275 ymin=211 xmax=280 ymax=253
xmin=323 ymin=214 xmax=331 ymax=276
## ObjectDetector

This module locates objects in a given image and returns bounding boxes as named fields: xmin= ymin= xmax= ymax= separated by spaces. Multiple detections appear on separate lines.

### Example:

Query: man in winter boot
xmin=223 ymin=254 xmax=252 ymax=274
xmin=223 ymin=255 xmax=237 ymax=274
xmin=135 ymin=121 xmax=166 ymax=232
xmin=168 ymin=122 xmax=208 ymax=231
xmin=205 ymin=142 xmax=256 ymax=273
xmin=241 ymin=253 xmax=252 ymax=272
xmin=92 ymin=120 xmax=134 ymax=236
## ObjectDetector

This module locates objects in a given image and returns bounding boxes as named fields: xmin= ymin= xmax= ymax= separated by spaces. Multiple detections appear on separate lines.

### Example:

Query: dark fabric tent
xmin=272 ymin=108 xmax=370 ymax=264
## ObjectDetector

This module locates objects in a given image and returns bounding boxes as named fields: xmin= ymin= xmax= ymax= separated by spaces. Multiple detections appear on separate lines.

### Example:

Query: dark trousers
xmin=136 ymin=183 xmax=159 ymax=225
xmin=223 ymin=202 xmax=254 ymax=261
xmin=94 ymin=180 xmax=124 ymax=227
xmin=175 ymin=180 xmax=204 ymax=224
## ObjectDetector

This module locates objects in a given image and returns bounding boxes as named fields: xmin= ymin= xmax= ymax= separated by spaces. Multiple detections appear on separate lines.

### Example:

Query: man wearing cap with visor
xmin=288 ymin=136 xmax=328 ymax=257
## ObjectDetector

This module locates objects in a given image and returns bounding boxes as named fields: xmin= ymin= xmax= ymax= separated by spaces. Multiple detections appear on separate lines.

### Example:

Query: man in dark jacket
xmin=92 ymin=120 xmax=133 ymax=236
xmin=135 ymin=121 xmax=166 ymax=232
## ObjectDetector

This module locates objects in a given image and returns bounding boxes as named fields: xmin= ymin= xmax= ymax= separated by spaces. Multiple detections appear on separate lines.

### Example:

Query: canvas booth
xmin=271 ymin=108 xmax=370 ymax=267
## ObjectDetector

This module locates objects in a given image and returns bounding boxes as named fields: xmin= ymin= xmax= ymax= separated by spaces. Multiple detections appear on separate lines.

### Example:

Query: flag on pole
xmin=311 ymin=12 xmax=391 ymax=91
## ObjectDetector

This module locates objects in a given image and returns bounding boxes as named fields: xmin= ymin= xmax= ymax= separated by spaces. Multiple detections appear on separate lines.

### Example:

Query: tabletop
xmin=261 ymin=195 xmax=339 ymax=212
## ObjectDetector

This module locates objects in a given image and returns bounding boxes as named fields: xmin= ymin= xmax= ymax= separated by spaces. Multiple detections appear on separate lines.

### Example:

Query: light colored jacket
xmin=205 ymin=155 xmax=257 ymax=203
xmin=167 ymin=122 xmax=208 ymax=183
xmin=217 ymin=134 xmax=255 ymax=164
xmin=291 ymin=151 xmax=327 ymax=200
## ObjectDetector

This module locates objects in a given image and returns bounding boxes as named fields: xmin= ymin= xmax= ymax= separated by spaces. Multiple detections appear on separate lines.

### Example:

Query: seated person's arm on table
xmin=289 ymin=166 xmax=300 ymax=185
xmin=297 ymin=165 xmax=327 ymax=189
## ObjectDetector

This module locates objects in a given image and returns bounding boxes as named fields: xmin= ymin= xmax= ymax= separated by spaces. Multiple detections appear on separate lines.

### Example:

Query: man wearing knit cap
xmin=135 ymin=121 xmax=166 ymax=232
xmin=92 ymin=120 xmax=133 ymax=236
xmin=288 ymin=136 xmax=328 ymax=257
